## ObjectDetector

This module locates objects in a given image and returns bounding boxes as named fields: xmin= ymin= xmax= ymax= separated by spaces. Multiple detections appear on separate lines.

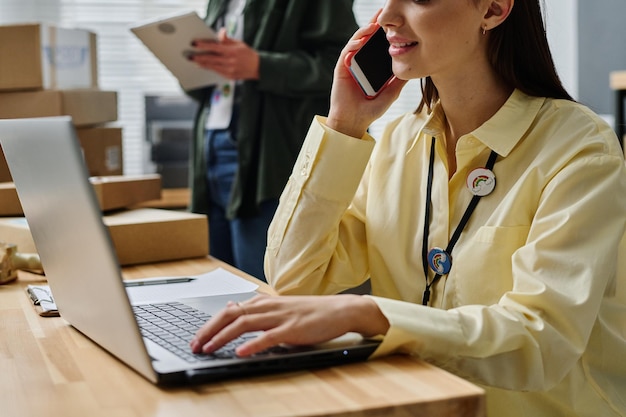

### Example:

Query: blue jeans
xmin=205 ymin=129 xmax=278 ymax=282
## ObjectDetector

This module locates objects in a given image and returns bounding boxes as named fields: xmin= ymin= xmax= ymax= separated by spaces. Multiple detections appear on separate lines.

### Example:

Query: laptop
xmin=130 ymin=10 xmax=226 ymax=90
xmin=0 ymin=116 xmax=380 ymax=386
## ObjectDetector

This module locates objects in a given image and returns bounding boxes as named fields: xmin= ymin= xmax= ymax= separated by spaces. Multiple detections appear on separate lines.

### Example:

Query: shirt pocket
xmin=450 ymin=225 xmax=530 ymax=306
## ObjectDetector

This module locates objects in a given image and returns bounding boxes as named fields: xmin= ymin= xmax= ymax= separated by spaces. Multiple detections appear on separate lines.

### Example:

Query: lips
xmin=387 ymin=33 xmax=418 ymax=48
xmin=388 ymin=40 xmax=418 ymax=57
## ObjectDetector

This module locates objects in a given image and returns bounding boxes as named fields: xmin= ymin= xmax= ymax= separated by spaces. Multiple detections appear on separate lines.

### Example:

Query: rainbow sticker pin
xmin=427 ymin=248 xmax=452 ymax=275
xmin=466 ymin=167 xmax=496 ymax=197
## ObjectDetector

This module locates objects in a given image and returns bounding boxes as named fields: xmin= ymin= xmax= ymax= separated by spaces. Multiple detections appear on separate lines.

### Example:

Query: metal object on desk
xmin=610 ymin=70 xmax=626 ymax=149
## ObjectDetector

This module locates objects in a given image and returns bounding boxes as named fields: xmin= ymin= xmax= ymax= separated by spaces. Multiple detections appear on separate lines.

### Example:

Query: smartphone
xmin=346 ymin=26 xmax=394 ymax=99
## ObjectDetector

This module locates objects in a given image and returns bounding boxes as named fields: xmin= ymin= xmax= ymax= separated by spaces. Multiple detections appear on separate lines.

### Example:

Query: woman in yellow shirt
xmin=191 ymin=0 xmax=626 ymax=415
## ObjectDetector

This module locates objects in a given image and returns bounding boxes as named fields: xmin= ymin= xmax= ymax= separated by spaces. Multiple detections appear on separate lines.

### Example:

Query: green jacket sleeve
xmin=252 ymin=0 xmax=358 ymax=98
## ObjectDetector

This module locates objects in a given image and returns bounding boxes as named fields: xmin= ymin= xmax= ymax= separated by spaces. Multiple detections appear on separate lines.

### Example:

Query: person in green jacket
xmin=186 ymin=0 xmax=358 ymax=281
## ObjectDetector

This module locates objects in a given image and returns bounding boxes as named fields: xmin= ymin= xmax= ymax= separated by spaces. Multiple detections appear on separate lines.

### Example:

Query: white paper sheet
xmin=125 ymin=267 xmax=258 ymax=304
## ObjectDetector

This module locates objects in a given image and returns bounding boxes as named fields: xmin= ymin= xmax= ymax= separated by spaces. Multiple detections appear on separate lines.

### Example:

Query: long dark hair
xmin=417 ymin=0 xmax=573 ymax=113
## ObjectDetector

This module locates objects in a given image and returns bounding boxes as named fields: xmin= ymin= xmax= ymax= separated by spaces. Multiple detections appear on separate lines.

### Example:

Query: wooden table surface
xmin=1 ymin=256 xmax=485 ymax=417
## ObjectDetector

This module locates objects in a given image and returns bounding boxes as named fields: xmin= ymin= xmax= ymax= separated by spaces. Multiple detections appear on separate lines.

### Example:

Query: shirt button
xmin=300 ymin=152 xmax=311 ymax=176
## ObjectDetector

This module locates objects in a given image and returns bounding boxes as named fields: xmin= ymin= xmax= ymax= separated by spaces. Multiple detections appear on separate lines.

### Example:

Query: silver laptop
xmin=0 ymin=116 xmax=379 ymax=386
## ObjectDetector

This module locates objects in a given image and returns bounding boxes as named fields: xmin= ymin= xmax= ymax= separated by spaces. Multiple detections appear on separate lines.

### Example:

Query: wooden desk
xmin=610 ymin=70 xmax=626 ymax=149
xmin=1 ymin=257 xmax=485 ymax=417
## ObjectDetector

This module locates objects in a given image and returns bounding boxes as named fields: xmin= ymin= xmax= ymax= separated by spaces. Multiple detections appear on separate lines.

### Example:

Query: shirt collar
xmin=419 ymin=89 xmax=546 ymax=157
xmin=472 ymin=89 xmax=545 ymax=157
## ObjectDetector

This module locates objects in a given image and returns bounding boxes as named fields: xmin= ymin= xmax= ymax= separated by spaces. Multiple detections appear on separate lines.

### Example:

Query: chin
xmin=393 ymin=71 xmax=421 ymax=82
xmin=391 ymin=65 xmax=422 ymax=81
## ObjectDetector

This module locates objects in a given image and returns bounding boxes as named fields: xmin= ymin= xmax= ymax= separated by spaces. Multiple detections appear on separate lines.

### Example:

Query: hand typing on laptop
xmin=1 ymin=116 xmax=383 ymax=385
xmin=190 ymin=294 xmax=389 ymax=357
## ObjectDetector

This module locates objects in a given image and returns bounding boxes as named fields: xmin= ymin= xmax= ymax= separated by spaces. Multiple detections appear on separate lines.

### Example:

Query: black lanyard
xmin=421 ymin=137 xmax=498 ymax=306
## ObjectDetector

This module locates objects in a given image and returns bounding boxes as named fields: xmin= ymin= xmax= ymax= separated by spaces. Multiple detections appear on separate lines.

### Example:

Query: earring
xmin=482 ymin=26 xmax=487 ymax=35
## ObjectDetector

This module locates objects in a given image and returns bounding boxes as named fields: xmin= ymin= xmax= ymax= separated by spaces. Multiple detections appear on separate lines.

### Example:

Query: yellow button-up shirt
xmin=265 ymin=89 xmax=626 ymax=417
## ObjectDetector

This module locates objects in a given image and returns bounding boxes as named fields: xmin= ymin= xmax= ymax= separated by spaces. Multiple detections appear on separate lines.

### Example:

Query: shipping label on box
xmin=41 ymin=26 xmax=96 ymax=90
xmin=76 ymin=126 xmax=124 ymax=176
xmin=0 ymin=23 xmax=98 ymax=91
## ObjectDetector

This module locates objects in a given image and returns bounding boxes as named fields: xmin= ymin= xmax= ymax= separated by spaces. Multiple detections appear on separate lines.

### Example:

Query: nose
xmin=377 ymin=1 xmax=401 ymax=29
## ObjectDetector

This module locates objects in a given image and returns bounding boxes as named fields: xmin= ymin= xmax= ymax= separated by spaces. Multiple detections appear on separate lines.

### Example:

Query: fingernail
xmin=190 ymin=341 xmax=197 ymax=352
xmin=235 ymin=344 xmax=251 ymax=357
xmin=191 ymin=41 xmax=197 ymax=47
xmin=202 ymin=341 xmax=215 ymax=353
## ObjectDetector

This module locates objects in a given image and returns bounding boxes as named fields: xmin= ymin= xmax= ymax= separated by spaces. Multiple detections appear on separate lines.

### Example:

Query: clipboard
xmin=130 ymin=11 xmax=226 ymax=90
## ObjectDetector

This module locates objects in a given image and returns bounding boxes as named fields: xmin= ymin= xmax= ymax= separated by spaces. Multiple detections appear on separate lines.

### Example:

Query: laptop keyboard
xmin=133 ymin=301 xmax=260 ymax=363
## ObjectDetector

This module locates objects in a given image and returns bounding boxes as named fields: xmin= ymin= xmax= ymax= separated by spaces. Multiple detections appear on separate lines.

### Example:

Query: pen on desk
xmin=123 ymin=277 xmax=196 ymax=287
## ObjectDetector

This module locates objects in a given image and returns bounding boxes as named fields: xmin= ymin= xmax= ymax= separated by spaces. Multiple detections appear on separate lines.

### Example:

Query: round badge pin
xmin=427 ymin=248 xmax=452 ymax=275
xmin=466 ymin=167 xmax=496 ymax=197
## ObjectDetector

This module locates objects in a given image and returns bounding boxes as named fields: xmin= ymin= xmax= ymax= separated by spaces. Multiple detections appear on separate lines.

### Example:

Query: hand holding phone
xmin=345 ymin=25 xmax=394 ymax=99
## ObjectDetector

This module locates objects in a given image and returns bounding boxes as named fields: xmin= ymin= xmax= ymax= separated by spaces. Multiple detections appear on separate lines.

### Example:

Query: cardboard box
xmin=0 ymin=182 xmax=23 ymax=216
xmin=0 ymin=175 xmax=163 ymax=215
xmin=0 ymin=125 xmax=124 ymax=182
xmin=134 ymin=187 xmax=190 ymax=210
xmin=0 ymin=23 xmax=98 ymax=91
xmin=76 ymin=126 xmax=124 ymax=176
xmin=0 ymin=89 xmax=117 ymax=127
xmin=0 ymin=146 xmax=10 ymax=183
xmin=0 ymin=208 xmax=208 ymax=265
xmin=91 ymin=175 xmax=162 ymax=212
xmin=105 ymin=208 xmax=208 ymax=265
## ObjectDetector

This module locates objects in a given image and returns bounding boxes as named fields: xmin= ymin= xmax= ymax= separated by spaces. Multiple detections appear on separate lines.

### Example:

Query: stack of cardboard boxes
xmin=0 ymin=22 xmax=208 ymax=266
